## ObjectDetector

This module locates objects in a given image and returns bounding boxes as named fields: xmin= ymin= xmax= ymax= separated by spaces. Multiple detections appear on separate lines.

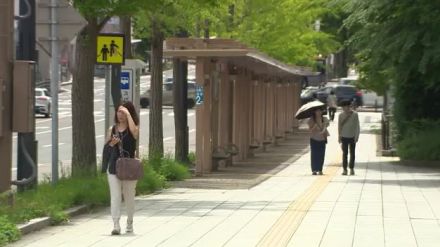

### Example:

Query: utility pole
xmin=50 ymin=0 xmax=59 ymax=184
xmin=16 ymin=0 xmax=38 ymax=190
xmin=0 ymin=0 xmax=14 ymax=193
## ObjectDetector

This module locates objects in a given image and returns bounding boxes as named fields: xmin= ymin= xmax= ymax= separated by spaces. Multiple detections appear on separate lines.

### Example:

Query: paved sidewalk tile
xmin=9 ymin=112 xmax=440 ymax=247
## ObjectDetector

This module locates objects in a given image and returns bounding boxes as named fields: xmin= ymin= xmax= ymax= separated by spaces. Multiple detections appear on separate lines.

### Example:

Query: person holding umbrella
xmin=296 ymin=101 xmax=329 ymax=175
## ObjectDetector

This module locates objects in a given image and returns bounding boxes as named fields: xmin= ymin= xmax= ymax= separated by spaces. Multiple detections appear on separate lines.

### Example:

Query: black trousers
xmin=341 ymin=137 xmax=356 ymax=169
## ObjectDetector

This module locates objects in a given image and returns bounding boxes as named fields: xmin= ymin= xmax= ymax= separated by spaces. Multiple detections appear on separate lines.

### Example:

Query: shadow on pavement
xmin=344 ymin=161 xmax=440 ymax=188
xmin=170 ymin=131 xmax=310 ymax=190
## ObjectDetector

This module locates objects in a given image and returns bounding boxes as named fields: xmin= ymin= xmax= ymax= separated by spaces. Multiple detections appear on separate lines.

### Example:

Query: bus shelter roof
xmin=163 ymin=38 xmax=318 ymax=80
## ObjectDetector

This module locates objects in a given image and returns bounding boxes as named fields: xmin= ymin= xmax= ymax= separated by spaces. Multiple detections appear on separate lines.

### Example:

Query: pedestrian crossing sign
xmin=96 ymin=34 xmax=125 ymax=64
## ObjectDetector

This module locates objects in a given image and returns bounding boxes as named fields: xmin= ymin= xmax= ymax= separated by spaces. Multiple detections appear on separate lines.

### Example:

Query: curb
xmin=17 ymin=205 xmax=88 ymax=235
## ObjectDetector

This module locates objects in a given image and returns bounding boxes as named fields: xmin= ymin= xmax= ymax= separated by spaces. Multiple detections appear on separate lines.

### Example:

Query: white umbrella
xmin=295 ymin=100 xmax=325 ymax=119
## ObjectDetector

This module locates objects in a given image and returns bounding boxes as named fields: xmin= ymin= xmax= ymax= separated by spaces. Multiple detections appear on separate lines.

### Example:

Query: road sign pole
xmin=50 ymin=0 xmax=59 ymax=185
xmin=105 ymin=65 xmax=111 ymax=140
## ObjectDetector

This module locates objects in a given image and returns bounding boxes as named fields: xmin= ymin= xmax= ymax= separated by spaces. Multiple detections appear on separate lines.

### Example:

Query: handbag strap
xmin=115 ymin=126 xmax=129 ymax=158
xmin=340 ymin=112 xmax=353 ymax=129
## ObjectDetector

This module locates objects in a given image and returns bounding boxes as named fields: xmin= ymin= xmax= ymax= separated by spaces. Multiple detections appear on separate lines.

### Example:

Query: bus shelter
xmin=164 ymin=38 xmax=317 ymax=175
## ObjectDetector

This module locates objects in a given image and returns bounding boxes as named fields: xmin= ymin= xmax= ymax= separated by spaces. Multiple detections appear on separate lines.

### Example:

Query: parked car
xmin=316 ymin=84 xmax=363 ymax=107
xmin=362 ymin=89 xmax=383 ymax=108
xmin=140 ymin=78 xmax=196 ymax=108
xmin=35 ymin=88 xmax=51 ymax=118
xmin=300 ymin=86 xmax=319 ymax=104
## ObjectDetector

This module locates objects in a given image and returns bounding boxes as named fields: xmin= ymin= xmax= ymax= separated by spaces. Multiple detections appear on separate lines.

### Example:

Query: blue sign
xmin=120 ymin=72 xmax=130 ymax=89
xmin=195 ymin=85 xmax=204 ymax=105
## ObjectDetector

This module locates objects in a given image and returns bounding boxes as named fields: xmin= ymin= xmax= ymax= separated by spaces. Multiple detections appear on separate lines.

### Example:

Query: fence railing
xmin=381 ymin=113 xmax=395 ymax=150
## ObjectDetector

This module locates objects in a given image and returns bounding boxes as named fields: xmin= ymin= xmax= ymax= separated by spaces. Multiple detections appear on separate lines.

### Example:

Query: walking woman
xmin=308 ymin=108 xmax=329 ymax=175
xmin=102 ymin=101 xmax=139 ymax=235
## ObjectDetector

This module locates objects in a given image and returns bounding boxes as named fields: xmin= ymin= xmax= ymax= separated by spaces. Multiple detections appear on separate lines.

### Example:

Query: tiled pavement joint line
xmin=257 ymin=164 xmax=340 ymax=247
xmin=350 ymin=160 xmax=372 ymax=247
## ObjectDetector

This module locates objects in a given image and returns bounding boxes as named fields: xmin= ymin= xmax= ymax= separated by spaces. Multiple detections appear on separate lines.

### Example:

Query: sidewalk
xmin=9 ymin=112 xmax=440 ymax=247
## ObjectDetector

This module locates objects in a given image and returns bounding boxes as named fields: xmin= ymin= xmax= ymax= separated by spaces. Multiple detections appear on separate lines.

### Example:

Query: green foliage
xmin=48 ymin=209 xmax=69 ymax=225
xmin=342 ymin=0 xmax=440 ymax=161
xmin=0 ymin=216 xmax=20 ymax=246
xmin=343 ymin=0 xmax=440 ymax=92
xmin=133 ymin=0 xmax=340 ymax=67
xmin=73 ymin=0 xmax=142 ymax=19
xmin=397 ymin=120 xmax=440 ymax=161
xmin=0 ymin=175 xmax=110 ymax=225
xmin=136 ymin=161 xmax=166 ymax=194
xmin=188 ymin=152 xmax=196 ymax=165
xmin=143 ymin=155 xmax=190 ymax=181
xmin=225 ymin=0 xmax=340 ymax=66
xmin=159 ymin=156 xmax=191 ymax=181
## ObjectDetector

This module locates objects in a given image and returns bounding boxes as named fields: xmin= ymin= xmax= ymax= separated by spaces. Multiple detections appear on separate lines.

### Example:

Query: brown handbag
xmin=115 ymin=133 xmax=143 ymax=181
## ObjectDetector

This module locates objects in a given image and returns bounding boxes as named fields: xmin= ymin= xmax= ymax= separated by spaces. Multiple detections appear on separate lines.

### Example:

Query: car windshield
xmin=35 ymin=91 xmax=43 ymax=96
xmin=301 ymin=88 xmax=317 ymax=97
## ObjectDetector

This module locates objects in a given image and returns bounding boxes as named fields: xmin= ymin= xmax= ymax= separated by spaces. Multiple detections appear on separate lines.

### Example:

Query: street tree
xmin=71 ymin=1 xmax=141 ymax=177
xmin=205 ymin=0 xmax=340 ymax=67
xmin=134 ymin=0 xmax=218 ymax=161
xmin=343 ymin=0 xmax=440 ymax=124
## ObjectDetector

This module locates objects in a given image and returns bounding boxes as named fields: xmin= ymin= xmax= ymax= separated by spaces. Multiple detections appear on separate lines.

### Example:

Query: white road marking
xmin=167 ymin=112 xmax=195 ymax=117
xmin=12 ymin=163 xmax=47 ymax=172
xmin=43 ymin=143 xmax=65 ymax=148
xmin=36 ymin=119 xmax=105 ymax=135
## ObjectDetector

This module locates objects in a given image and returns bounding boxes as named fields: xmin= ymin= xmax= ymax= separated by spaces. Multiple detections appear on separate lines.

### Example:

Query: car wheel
xmin=140 ymin=98 xmax=149 ymax=108
xmin=45 ymin=104 xmax=51 ymax=118
xmin=187 ymin=99 xmax=195 ymax=109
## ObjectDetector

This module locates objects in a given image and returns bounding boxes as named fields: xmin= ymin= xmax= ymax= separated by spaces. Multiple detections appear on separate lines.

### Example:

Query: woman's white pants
xmin=107 ymin=173 xmax=137 ymax=223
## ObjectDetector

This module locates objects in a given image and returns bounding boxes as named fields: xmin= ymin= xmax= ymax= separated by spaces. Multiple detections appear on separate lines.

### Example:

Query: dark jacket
xmin=101 ymin=143 xmax=118 ymax=174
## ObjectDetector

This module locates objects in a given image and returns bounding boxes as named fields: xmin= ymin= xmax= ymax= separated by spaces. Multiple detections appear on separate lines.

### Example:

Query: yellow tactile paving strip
xmin=257 ymin=160 xmax=340 ymax=247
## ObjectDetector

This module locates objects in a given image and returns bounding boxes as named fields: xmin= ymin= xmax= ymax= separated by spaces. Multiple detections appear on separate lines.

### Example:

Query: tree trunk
xmin=204 ymin=18 xmax=210 ymax=39
xmin=333 ymin=49 xmax=348 ymax=78
xmin=71 ymin=19 xmax=98 ymax=176
xmin=173 ymin=58 xmax=189 ymax=163
xmin=148 ymin=17 xmax=164 ymax=159
xmin=228 ymin=4 xmax=235 ymax=34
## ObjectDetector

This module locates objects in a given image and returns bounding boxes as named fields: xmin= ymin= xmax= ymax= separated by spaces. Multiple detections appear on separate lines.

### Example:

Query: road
xmin=11 ymin=68 xmax=197 ymax=180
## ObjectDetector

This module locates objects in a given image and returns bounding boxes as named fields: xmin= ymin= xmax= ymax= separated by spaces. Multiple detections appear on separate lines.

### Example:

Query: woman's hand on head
xmin=118 ymin=106 xmax=130 ymax=116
